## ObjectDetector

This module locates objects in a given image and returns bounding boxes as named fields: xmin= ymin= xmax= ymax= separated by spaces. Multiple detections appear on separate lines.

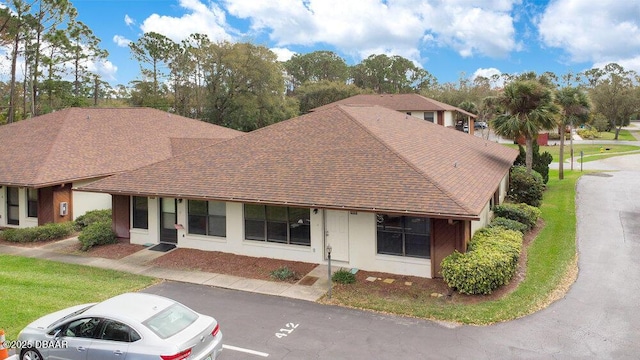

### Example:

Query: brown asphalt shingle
xmin=0 ymin=108 xmax=242 ymax=187
xmin=311 ymin=93 xmax=477 ymax=118
xmin=80 ymin=105 xmax=517 ymax=219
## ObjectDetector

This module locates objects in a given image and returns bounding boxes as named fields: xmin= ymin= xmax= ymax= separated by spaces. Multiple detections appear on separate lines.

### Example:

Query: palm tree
xmin=492 ymin=80 xmax=558 ymax=171
xmin=555 ymin=87 xmax=590 ymax=179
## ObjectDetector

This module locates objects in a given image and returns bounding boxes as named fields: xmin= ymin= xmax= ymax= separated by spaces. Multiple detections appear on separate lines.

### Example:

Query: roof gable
xmin=81 ymin=105 xmax=517 ymax=218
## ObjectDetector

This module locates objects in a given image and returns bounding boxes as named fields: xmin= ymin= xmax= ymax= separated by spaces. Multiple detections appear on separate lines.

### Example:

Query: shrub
xmin=441 ymin=227 xmax=523 ymax=295
xmin=508 ymin=166 xmax=545 ymax=207
xmin=78 ymin=221 xmax=117 ymax=251
xmin=270 ymin=266 xmax=296 ymax=281
xmin=577 ymin=128 xmax=599 ymax=139
xmin=0 ymin=222 xmax=75 ymax=243
xmin=74 ymin=209 xmax=112 ymax=231
xmin=489 ymin=217 xmax=528 ymax=234
xmin=493 ymin=203 xmax=541 ymax=230
xmin=332 ymin=269 xmax=356 ymax=284
xmin=514 ymin=142 xmax=552 ymax=184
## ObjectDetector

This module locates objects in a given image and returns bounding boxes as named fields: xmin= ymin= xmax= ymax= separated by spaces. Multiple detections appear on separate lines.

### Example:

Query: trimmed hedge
xmin=508 ymin=166 xmax=545 ymax=207
xmin=0 ymin=222 xmax=75 ymax=243
xmin=489 ymin=217 xmax=529 ymax=234
xmin=78 ymin=221 xmax=117 ymax=251
xmin=74 ymin=209 xmax=112 ymax=231
xmin=493 ymin=203 xmax=541 ymax=230
xmin=441 ymin=227 xmax=523 ymax=295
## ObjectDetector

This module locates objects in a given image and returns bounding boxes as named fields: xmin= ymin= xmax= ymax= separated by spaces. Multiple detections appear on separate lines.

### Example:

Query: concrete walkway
xmin=0 ymin=238 xmax=331 ymax=302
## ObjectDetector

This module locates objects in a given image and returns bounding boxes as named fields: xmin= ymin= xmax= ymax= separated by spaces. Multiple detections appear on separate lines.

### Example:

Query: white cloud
xmin=140 ymin=0 xmax=234 ymax=43
xmin=113 ymin=35 xmax=132 ymax=47
xmin=223 ymin=0 xmax=520 ymax=62
xmin=124 ymin=14 xmax=135 ymax=27
xmin=270 ymin=47 xmax=296 ymax=62
xmin=89 ymin=60 xmax=119 ymax=82
xmin=472 ymin=67 xmax=505 ymax=87
xmin=538 ymin=0 xmax=640 ymax=65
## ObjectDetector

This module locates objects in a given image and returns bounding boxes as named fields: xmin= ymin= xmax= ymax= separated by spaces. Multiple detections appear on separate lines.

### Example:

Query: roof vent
xmin=453 ymin=162 xmax=458 ymax=168
xmin=86 ymin=115 xmax=90 ymax=120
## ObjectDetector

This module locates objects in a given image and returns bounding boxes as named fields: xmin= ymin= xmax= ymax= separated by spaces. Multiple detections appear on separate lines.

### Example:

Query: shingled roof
xmin=311 ymin=93 xmax=477 ymax=118
xmin=80 ymin=105 xmax=516 ymax=219
xmin=0 ymin=107 xmax=243 ymax=187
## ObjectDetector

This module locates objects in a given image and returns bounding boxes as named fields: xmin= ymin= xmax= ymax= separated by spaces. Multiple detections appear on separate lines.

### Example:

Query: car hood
xmin=25 ymin=303 xmax=95 ymax=331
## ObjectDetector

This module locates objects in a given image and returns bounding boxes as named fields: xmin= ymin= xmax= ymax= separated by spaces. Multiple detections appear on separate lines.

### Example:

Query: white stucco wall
xmin=129 ymin=197 xmax=160 ymax=246
xmin=443 ymin=112 xmax=456 ymax=127
xmin=72 ymin=180 xmax=112 ymax=220
xmin=470 ymin=172 xmax=510 ymax=236
xmin=126 ymin=198 xmax=435 ymax=278
xmin=0 ymin=187 xmax=5 ymax=227
xmin=0 ymin=187 xmax=37 ymax=228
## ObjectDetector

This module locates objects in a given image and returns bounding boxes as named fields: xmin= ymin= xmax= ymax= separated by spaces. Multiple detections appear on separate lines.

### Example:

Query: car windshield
xmin=47 ymin=305 xmax=94 ymax=330
xmin=143 ymin=303 xmax=198 ymax=339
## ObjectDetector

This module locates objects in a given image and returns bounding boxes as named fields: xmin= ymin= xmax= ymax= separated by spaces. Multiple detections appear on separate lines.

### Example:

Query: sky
xmin=4 ymin=0 xmax=640 ymax=88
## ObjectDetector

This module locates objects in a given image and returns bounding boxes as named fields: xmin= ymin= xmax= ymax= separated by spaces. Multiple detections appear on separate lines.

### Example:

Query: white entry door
xmin=325 ymin=210 xmax=349 ymax=262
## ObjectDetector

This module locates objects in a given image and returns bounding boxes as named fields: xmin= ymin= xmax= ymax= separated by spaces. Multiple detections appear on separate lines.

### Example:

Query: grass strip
xmin=0 ymin=255 xmax=157 ymax=341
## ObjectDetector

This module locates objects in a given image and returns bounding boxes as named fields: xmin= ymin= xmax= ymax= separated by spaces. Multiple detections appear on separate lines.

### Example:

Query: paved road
xmin=145 ymin=157 xmax=640 ymax=359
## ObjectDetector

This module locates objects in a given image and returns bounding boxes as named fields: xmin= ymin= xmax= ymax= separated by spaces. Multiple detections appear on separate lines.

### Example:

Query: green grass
xmin=0 ymin=256 xmax=157 ymax=341
xmin=597 ymin=129 xmax=636 ymax=141
xmin=505 ymin=144 xmax=640 ymax=163
xmin=328 ymin=169 xmax=580 ymax=324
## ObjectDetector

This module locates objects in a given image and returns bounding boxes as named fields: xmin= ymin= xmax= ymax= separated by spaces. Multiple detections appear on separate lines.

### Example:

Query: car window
xmin=65 ymin=318 xmax=101 ymax=338
xmin=100 ymin=320 xmax=140 ymax=343
xmin=143 ymin=303 xmax=198 ymax=339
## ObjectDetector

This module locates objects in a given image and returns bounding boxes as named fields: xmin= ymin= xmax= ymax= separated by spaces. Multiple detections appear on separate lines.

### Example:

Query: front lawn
xmin=325 ymin=169 xmax=580 ymax=324
xmin=0 ymin=256 xmax=157 ymax=341
xmin=597 ymin=129 xmax=636 ymax=141
xmin=505 ymin=144 xmax=640 ymax=163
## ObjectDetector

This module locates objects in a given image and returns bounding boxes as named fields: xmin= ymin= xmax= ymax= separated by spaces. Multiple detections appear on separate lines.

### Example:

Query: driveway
xmin=145 ymin=156 xmax=640 ymax=359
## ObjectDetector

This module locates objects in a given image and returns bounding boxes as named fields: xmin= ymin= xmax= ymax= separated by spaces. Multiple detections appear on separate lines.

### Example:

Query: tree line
xmin=1 ymin=1 xmax=640 ymax=140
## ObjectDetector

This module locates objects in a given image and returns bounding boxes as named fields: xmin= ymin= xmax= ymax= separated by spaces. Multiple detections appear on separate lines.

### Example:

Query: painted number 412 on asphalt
xmin=275 ymin=323 xmax=299 ymax=338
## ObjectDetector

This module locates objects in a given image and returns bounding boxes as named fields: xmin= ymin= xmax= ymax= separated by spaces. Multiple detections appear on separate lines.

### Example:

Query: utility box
xmin=59 ymin=202 xmax=68 ymax=216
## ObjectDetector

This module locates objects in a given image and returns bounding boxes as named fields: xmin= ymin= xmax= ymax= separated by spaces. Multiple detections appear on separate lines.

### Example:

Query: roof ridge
xmin=337 ymin=105 xmax=473 ymax=214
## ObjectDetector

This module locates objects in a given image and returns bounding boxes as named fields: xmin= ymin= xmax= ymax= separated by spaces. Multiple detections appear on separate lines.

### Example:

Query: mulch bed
xmin=151 ymin=248 xmax=318 ymax=283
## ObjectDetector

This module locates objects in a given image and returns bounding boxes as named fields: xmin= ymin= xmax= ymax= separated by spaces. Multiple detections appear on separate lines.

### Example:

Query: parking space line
xmin=222 ymin=344 xmax=269 ymax=357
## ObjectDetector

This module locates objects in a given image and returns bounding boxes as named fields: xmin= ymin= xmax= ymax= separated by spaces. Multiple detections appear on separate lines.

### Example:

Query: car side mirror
xmin=53 ymin=329 xmax=62 ymax=339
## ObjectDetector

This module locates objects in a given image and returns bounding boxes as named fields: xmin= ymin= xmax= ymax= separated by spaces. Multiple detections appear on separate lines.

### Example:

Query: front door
xmin=160 ymin=198 xmax=177 ymax=243
xmin=325 ymin=210 xmax=349 ymax=262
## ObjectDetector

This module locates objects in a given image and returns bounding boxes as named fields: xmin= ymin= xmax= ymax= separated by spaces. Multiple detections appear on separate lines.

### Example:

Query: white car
xmin=16 ymin=292 xmax=222 ymax=360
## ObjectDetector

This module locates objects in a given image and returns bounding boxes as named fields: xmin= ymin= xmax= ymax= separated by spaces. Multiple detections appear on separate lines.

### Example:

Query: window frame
xmin=244 ymin=205 xmax=310 ymax=246
xmin=423 ymin=112 xmax=435 ymax=123
xmin=27 ymin=188 xmax=38 ymax=218
xmin=6 ymin=186 xmax=19 ymax=225
xmin=132 ymin=196 xmax=149 ymax=230
xmin=376 ymin=214 xmax=431 ymax=259
xmin=187 ymin=200 xmax=226 ymax=237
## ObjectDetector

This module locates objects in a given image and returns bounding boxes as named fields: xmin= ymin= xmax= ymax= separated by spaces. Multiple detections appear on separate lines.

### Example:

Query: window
xmin=377 ymin=214 xmax=430 ymax=258
xmin=244 ymin=205 xmax=310 ymax=246
xmin=188 ymin=200 xmax=226 ymax=237
xmin=64 ymin=318 xmax=101 ymax=338
xmin=143 ymin=303 xmax=198 ymax=339
xmin=27 ymin=188 xmax=38 ymax=218
xmin=132 ymin=196 xmax=148 ymax=229
xmin=100 ymin=320 xmax=140 ymax=342
xmin=423 ymin=112 xmax=435 ymax=123
xmin=7 ymin=186 xmax=19 ymax=225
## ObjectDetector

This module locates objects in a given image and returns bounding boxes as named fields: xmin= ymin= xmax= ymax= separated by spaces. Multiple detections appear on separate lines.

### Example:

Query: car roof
xmin=84 ymin=293 xmax=177 ymax=323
